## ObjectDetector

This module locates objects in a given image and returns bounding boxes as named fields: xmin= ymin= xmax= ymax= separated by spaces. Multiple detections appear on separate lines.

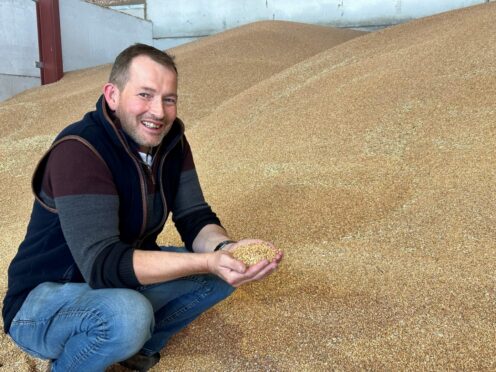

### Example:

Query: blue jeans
xmin=8 ymin=246 xmax=235 ymax=372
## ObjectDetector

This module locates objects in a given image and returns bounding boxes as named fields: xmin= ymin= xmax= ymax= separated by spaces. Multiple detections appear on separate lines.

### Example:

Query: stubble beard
xmin=118 ymin=111 xmax=168 ymax=150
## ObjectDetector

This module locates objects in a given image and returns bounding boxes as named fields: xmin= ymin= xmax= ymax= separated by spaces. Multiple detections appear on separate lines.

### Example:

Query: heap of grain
xmin=231 ymin=242 xmax=278 ymax=266
xmin=1 ymin=3 xmax=496 ymax=371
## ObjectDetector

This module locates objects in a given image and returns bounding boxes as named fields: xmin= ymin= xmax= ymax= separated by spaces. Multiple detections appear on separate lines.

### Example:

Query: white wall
xmin=148 ymin=0 xmax=490 ymax=42
xmin=60 ymin=0 xmax=153 ymax=72
xmin=110 ymin=4 xmax=145 ymax=19
xmin=0 ymin=0 xmax=40 ymax=101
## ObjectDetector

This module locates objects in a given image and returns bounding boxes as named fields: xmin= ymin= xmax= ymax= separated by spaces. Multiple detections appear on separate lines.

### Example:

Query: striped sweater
xmin=3 ymin=95 xmax=221 ymax=333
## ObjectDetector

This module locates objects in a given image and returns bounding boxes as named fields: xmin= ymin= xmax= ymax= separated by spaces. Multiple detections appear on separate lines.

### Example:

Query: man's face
xmin=105 ymin=55 xmax=178 ymax=152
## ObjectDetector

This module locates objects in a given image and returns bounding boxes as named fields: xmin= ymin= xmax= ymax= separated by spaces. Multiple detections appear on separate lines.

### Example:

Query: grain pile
xmin=1 ymin=3 xmax=495 ymax=371
xmin=231 ymin=243 xmax=277 ymax=266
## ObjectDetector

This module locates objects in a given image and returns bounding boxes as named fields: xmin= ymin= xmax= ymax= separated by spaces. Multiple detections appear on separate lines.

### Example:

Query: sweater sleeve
xmin=171 ymin=137 xmax=222 ymax=251
xmin=43 ymin=139 xmax=140 ymax=289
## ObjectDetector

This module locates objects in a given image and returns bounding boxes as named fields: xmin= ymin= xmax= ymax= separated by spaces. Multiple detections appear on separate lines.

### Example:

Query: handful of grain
xmin=231 ymin=242 xmax=277 ymax=266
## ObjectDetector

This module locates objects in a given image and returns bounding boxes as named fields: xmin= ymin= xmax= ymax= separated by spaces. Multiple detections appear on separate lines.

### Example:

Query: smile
xmin=142 ymin=121 xmax=161 ymax=129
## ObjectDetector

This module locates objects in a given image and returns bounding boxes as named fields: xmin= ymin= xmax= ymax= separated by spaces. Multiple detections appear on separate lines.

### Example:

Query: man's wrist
xmin=214 ymin=240 xmax=237 ymax=251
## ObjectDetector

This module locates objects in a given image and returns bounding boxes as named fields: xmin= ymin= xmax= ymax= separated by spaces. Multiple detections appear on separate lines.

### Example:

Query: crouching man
xmin=3 ymin=43 xmax=282 ymax=371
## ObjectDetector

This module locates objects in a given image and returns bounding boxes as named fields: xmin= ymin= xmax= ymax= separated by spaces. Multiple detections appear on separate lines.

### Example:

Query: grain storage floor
xmin=0 ymin=4 xmax=495 ymax=371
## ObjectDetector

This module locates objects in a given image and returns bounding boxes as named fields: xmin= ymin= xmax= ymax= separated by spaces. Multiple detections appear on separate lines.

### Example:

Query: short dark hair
xmin=109 ymin=43 xmax=177 ymax=89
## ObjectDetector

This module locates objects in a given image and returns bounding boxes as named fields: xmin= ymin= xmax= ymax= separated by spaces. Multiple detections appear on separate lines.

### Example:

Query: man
xmin=3 ymin=44 xmax=283 ymax=371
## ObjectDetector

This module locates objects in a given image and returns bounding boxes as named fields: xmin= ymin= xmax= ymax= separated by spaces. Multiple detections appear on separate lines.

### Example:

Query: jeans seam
xmin=57 ymin=309 xmax=108 ymax=371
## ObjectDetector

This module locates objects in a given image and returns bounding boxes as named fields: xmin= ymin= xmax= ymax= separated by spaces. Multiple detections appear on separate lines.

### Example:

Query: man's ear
xmin=102 ymin=83 xmax=120 ymax=111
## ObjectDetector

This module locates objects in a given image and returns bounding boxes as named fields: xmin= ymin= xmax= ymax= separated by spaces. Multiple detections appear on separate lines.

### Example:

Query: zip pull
xmin=150 ymin=169 xmax=156 ymax=186
xmin=142 ymin=163 xmax=156 ymax=186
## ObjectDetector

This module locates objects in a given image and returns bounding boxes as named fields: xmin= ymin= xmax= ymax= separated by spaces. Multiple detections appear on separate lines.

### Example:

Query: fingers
xmin=245 ymin=261 xmax=277 ymax=282
xmin=218 ymin=252 xmax=246 ymax=274
xmin=229 ymin=259 xmax=279 ymax=287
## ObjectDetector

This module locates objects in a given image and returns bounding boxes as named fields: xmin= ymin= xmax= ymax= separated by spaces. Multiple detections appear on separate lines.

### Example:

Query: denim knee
xmin=206 ymin=275 xmax=236 ymax=298
xmin=97 ymin=289 xmax=155 ymax=355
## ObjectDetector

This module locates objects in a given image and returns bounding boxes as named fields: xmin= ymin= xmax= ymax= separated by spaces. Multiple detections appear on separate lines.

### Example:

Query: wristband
xmin=214 ymin=240 xmax=236 ymax=251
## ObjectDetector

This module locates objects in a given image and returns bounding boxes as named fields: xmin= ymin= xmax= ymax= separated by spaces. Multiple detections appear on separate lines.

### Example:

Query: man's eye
xmin=164 ymin=97 xmax=177 ymax=105
xmin=139 ymin=93 xmax=151 ymax=98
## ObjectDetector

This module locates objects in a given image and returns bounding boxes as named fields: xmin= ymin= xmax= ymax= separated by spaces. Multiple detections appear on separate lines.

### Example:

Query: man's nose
xmin=149 ymin=97 xmax=165 ymax=119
